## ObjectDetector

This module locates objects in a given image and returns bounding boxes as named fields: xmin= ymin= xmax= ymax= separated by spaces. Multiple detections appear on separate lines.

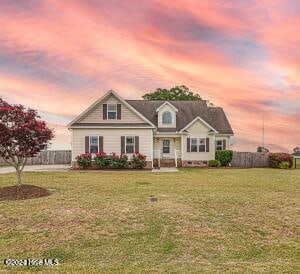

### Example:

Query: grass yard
xmin=0 ymin=169 xmax=299 ymax=273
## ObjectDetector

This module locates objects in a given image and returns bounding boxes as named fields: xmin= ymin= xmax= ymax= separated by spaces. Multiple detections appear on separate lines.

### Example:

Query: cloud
xmin=0 ymin=0 xmax=299 ymax=152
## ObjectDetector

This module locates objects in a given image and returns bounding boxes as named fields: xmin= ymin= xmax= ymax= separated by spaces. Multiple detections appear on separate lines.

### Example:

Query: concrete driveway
xmin=0 ymin=165 xmax=71 ymax=174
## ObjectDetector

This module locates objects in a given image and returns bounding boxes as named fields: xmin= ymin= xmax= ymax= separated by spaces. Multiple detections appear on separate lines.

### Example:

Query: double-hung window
xmin=198 ymin=138 xmax=206 ymax=152
xmin=163 ymin=140 xmax=170 ymax=153
xmin=90 ymin=136 xmax=99 ymax=153
xmin=191 ymin=138 xmax=198 ymax=152
xmin=190 ymin=138 xmax=206 ymax=152
xmin=125 ymin=136 xmax=135 ymax=154
xmin=216 ymin=140 xmax=223 ymax=151
xmin=107 ymin=104 xmax=117 ymax=119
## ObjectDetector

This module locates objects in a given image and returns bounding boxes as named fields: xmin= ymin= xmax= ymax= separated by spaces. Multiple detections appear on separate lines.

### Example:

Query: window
xmin=190 ymin=138 xmax=206 ymax=152
xmin=216 ymin=140 xmax=223 ymax=151
xmin=191 ymin=138 xmax=198 ymax=152
xmin=199 ymin=138 xmax=206 ymax=152
xmin=163 ymin=140 xmax=170 ymax=153
xmin=107 ymin=104 xmax=117 ymax=119
xmin=162 ymin=111 xmax=172 ymax=124
xmin=90 ymin=136 xmax=99 ymax=153
xmin=126 ymin=136 xmax=135 ymax=154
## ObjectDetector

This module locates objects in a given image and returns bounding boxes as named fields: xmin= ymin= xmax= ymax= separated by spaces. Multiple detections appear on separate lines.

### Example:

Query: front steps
xmin=160 ymin=159 xmax=175 ymax=167
xmin=154 ymin=158 xmax=181 ymax=168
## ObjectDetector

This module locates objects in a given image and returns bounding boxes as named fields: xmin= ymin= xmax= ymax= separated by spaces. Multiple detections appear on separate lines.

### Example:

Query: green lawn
xmin=0 ymin=169 xmax=299 ymax=273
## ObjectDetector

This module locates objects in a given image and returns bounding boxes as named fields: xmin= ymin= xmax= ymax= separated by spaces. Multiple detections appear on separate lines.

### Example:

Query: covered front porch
xmin=153 ymin=136 xmax=182 ymax=167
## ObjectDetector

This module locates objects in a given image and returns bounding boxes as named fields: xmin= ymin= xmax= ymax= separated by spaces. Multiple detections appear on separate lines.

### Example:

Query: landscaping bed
xmin=0 ymin=184 xmax=51 ymax=201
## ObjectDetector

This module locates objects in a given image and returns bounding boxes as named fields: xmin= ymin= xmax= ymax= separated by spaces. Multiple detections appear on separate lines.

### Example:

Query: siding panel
xmin=78 ymin=95 xmax=144 ymax=124
xmin=71 ymin=128 xmax=153 ymax=161
xmin=181 ymin=120 xmax=215 ymax=161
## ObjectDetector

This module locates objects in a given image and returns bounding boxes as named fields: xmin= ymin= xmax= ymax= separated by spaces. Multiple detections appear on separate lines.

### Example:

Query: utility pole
xmin=262 ymin=114 xmax=265 ymax=148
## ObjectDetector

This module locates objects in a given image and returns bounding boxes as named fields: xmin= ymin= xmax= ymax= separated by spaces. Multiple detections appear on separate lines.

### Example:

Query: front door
xmin=162 ymin=139 xmax=171 ymax=158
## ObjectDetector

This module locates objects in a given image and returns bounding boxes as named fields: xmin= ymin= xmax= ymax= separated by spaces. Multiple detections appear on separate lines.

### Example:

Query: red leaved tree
xmin=0 ymin=98 xmax=54 ymax=185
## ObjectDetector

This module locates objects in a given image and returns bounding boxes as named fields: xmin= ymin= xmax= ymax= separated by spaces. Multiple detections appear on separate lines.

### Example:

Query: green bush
xmin=208 ymin=159 xmax=221 ymax=167
xmin=76 ymin=154 xmax=92 ymax=169
xmin=94 ymin=152 xmax=110 ymax=168
xmin=215 ymin=150 xmax=233 ymax=166
xmin=268 ymin=153 xmax=293 ymax=168
xmin=278 ymin=161 xmax=290 ymax=169
xmin=109 ymin=153 xmax=128 ymax=169
xmin=132 ymin=153 xmax=147 ymax=169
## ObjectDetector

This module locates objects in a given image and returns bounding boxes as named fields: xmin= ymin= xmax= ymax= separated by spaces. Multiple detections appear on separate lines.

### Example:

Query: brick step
xmin=160 ymin=159 xmax=176 ymax=167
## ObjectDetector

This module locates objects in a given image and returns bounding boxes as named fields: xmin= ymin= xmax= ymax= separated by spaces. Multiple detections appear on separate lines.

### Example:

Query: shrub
xmin=215 ymin=150 xmax=233 ymax=166
xmin=209 ymin=159 xmax=221 ymax=167
xmin=94 ymin=152 xmax=110 ymax=168
xmin=278 ymin=161 xmax=290 ymax=169
xmin=132 ymin=153 xmax=147 ymax=169
xmin=269 ymin=153 xmax=293 ymax=168
xmin=109 ymin=153 xmax=128 ymax=169
xmin=76 ymin=154 xmax=92 ymax=169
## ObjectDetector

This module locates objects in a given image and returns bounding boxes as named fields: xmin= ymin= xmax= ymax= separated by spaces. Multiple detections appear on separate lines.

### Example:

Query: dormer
xmin=156 ymin=102 xmax=178 ymax=128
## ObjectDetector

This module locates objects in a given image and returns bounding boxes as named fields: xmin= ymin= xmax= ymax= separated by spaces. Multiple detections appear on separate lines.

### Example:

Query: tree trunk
xmin=15 ymin=167 xmax=22 ymax=186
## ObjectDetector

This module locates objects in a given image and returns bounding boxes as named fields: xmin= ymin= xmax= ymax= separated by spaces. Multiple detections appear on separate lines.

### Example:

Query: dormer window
xmin=107 ymin=104 xmax=117 ymax=119
xmin=156 ymin=102 xmax=177 ymax=128
xmin=162 ymin=111 xmax=172 ymax=124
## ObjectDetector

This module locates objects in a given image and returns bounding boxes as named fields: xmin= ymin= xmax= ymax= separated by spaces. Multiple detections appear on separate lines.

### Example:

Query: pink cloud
xmin=0 ymin=0 xmax=299 ymax=152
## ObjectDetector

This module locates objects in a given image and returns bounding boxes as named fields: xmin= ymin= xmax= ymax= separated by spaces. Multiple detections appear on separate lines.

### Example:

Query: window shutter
xmin=85 ymin=136 xmax=90 ymax=153
xmin=135 ymin=136 xmax=139 ymax=153
xmin=222 ymin=139 xmax=226 ymax=150
xmin=187 ymin=138 xmax=190 ymax=152
xmin=121 ymin=136 xmax=125 ymax=154
xmin=117 ymin=104 xmax=121 ymax=120
xmin=103 ymin=104 xmax=107 ymax=120
xmin=206 ymin=138 xmax=210 ymax=152
xmin=99 ymin=136 xmax=104 ymax=153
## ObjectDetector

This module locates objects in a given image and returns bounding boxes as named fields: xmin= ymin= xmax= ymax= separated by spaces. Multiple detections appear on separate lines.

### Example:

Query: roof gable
xmin=179 ymin=116 xmax=218 ymax=133
xmin=156 ymin=101 xmax=178 ymax=113
xmin=68 ymin=90 xmax=155 ymax=128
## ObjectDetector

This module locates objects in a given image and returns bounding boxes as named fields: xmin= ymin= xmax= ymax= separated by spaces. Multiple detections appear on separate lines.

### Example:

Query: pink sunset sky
xmin=0 ymin=0 xmax=299 ymax=152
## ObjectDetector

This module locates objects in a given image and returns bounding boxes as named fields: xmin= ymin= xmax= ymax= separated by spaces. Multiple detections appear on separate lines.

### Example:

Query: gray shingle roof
xmin=126 ymin=100 xmax=234 ymax=135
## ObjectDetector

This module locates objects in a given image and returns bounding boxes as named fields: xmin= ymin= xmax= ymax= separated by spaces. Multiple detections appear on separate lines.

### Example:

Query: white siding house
xmin=68 ymin=90 xmax=234 ymax=168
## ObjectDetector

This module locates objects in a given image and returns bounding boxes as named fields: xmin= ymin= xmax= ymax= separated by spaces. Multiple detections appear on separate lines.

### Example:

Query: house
xmin=293 ymin=151 xmax=300 ymax=169
xmin=67 ymin=90 xmax=234 ymax=168
xmin=293 ymin=151 xmax=300 ymax=157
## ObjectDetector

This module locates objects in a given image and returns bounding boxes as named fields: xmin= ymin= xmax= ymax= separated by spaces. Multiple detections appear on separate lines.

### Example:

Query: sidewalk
xmin=152 ymin=167 xmax=179 ymax=172
xmin=0 ymin=165 xmax=70 ymax=174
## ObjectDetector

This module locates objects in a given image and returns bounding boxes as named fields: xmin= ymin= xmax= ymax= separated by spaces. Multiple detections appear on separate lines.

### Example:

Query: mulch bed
xmin=0 ymin=185 xmax=51 ymax=201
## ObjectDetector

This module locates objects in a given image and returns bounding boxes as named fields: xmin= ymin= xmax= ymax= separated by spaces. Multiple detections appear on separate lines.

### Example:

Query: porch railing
xmin=153 ymin=150 xmax=161 ymax=168
xmin=153 ymin=149 xmax=181 ymax=168
xmin=174 ymin=149 xmax=181 ymax=167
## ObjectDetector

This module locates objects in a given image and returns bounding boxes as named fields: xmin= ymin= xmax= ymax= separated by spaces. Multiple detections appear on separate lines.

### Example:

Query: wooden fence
xmin=0 ymin=150 xmax=296 ymax=168
xmin=0 ymin=150 xmax=71 ymax=165
xmin=230 ymin=152 xmax=269 ymax=168
xmin=294 ymin=157 xmax=300 ymax=169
